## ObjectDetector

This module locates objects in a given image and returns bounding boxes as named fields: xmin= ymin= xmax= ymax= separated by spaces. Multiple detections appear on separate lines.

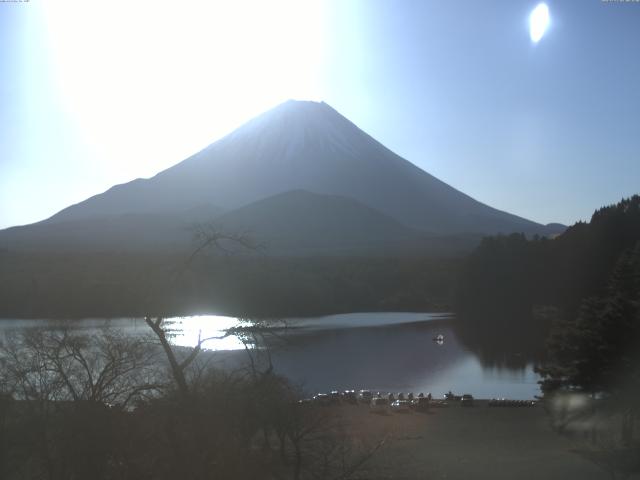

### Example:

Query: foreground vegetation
xmin=0 ymin=322 xmax=383 ymax=480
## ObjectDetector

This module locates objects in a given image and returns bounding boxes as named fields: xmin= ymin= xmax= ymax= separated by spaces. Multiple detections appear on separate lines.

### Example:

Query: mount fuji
xmin=0 ymin=100 xmax=563 ymax=254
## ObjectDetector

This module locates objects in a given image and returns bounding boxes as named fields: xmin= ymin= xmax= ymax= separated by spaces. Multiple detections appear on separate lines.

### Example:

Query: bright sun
xmin=39 ymin=0 xmax=327 ymax=179
xmin=529 ymin=3 xmax=550 ymax=44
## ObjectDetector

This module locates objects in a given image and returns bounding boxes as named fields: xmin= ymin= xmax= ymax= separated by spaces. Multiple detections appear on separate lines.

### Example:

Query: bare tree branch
xmin=185 ymin=222 xmax=264 ymax=267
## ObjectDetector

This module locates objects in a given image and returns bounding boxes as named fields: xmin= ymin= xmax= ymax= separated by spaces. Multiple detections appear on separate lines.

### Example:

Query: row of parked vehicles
xmin=370 ymin=395 xmax=432 ymax=413
xmin=303 ymin=390 xmax=537 ymax=410
xmin=307 ymin=389 xmax=476 ymax=411
xmin=489 ymin=398 xmax=537 ymax=407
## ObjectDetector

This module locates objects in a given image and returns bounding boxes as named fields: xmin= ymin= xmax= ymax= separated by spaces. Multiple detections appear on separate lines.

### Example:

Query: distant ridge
xmin=215 ymin=189 xmax=430 ymax=255
xmin=0 ymin=100 xmax=565 ymax=254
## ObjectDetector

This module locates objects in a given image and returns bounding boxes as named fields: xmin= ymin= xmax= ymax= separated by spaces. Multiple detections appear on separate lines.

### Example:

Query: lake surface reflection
xmin=0 ymin=313 xmax=540 ymax=399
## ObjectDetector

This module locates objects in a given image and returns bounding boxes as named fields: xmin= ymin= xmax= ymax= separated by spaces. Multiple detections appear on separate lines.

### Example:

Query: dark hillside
xmin=454 ymin=195 xmax=640 ymax=365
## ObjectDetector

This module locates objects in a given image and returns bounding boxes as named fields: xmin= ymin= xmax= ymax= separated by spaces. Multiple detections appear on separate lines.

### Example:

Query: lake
xmin=0 ymin=312 xmax=540 ymax=399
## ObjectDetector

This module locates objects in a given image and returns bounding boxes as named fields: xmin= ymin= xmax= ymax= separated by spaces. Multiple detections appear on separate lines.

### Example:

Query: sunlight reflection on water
xmin=162 ymin=315 xmax=248 ymax=350
xmin=159 ymin=312 xmax=453 ymax=350
xmin=0 ymin=313 xmax=540 ymax=398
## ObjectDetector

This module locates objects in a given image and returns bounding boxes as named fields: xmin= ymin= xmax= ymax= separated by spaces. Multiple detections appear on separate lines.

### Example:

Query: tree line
xmin=454 ymin=195 xmax=640 ymax=365
xmin=0 ymin=252 xmax=459 ymax=319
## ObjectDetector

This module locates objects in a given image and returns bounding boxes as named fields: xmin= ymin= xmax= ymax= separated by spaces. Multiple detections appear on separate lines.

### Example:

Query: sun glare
xmin=40 ymin=1 xmax=327 ymax=179
xmin=529 ymin=3 xmax=550 ymax=44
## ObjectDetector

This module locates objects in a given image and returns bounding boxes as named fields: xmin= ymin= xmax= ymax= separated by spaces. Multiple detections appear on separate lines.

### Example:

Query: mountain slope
xmin=42 ymin=100 xmax=554 ymax=236
xmin=0 ymin=204 xmax=223 ymax=252
xmin=215 ymin=189 xmax=429 ymax=255
xmin=0 ymin=190 xmax=429 ymax=255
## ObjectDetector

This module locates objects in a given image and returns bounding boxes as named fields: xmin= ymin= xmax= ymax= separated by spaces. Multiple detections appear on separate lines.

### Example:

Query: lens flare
xmin=529 ymin=3 xmax=550 ymax=43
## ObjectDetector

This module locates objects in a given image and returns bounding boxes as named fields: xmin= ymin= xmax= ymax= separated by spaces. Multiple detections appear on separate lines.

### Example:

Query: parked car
xmin=358 ymin=390 xmax=373 ymax=403
xmin=343 ymin=390 xmax=357 ymax=404
xmin=313 ymin=393 xmax=331 ymax=406
xmin=391 ymin=399 xmax=412 ymax=413
xmin=445 ymin=391 xmax=462 ymax=401
xmin=461 ymin=394 xmax=474 ymax=406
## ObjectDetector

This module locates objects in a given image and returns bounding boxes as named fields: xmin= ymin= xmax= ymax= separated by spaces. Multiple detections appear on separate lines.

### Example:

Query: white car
xmin=391 ymin=399 xmax=412 ymax=413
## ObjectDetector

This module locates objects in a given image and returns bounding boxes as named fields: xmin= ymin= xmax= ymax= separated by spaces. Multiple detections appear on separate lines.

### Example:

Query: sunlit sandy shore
xmin=327 ymin=401 xmax=609 ymax=480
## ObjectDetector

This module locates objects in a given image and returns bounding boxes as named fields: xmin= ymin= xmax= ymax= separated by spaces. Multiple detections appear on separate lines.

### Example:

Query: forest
xmin=454 ymin=195 xmax=640 ymax=364
xmin=0 ymin=252 xmax=460 ymax=319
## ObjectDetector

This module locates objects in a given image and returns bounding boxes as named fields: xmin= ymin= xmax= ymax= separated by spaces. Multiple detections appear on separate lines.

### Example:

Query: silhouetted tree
xmin=0 ymin=327 xmax=163 ymax=479
xmin=538 ymin=243 xmax=640 ymax=393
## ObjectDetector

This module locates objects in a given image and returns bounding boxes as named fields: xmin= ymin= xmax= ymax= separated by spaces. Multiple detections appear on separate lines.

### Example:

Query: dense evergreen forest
xmin=0 ymin=252 xmax=459 ymax=319
xmin=455 ymin=195 xmax=640 ymax=371
xmin=537 ymin=242 xmax=640 ymax=393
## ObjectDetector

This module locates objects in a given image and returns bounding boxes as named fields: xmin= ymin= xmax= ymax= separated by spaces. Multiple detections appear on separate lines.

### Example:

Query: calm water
xmin=0 ymin=313 xmax=540 ymax=399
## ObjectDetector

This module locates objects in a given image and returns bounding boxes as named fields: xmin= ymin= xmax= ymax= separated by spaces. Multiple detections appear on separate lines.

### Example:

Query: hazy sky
xmin=1 ymin=0 xmax=639 ymax=229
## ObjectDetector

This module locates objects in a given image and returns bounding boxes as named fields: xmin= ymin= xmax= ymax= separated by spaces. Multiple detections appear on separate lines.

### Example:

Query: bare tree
xmin=186 ymin=222 xmax=263 ymax=267
xmin=0 ymin=327 xmax=162 ymax=408
xmin=0 ymin=327 xmax=165 ymax=479
xmin=143 ymin=316 xmax=225 ymax=398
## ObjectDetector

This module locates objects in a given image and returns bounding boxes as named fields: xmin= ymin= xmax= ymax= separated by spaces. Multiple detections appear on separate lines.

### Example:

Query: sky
xmin=1 ymin=0 xmax=639 ymax=229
